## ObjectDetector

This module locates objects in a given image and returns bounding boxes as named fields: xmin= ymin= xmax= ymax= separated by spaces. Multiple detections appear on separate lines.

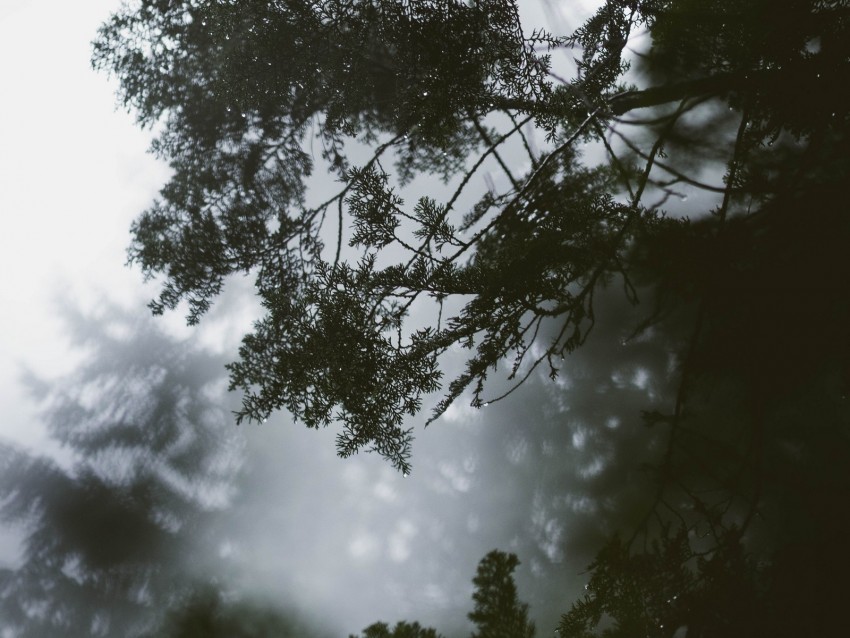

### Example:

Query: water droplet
xmin=679 ymin=194 xmax=688 ymax=202
xmin=483 ymin=402 xmax=489 ymax=407
xmin=422 ymin=91 xmax=429 ymax=97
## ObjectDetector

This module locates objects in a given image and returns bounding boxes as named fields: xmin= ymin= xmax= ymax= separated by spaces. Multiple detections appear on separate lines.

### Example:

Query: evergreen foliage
xmin=155 ymin=586 xmax=326 ymax=638
xmin=468 ymin=550 xmax=535 ymax=638
xmin=0 ymin=306 xmax=242 ymax=637
xmin=91 ymin=2 xmax=850 ymax=633
xmin=94 ymin=0 xmax=849 ymax=474
xmin=349 ymin=620 xmax=444 ymax=638
xmin=349 ymin=550 xmax=530 ymax=638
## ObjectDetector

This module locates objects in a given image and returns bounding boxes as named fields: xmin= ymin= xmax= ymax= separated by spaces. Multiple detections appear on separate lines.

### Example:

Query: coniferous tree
xmin=469 ymin=550 xmax=535 ymax=638
xmin=93 ymin=0 xmax=849 ymax=475
xmin=349 ymin=620 xmax=443 ymax=638
xmin=0 ymin=305 xmax=242 ymax=636
xmin=155 ymin=586 xmax=327 ymax=638
xmin=92 ymin=2 xmax=850 ymax=632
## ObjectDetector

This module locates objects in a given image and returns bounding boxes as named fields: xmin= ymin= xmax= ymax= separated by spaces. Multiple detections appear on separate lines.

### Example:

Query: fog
xmin=2 ymin=277 xmax=676 ymax=635
xmin=0 ymin=1 xmax=771 ymax=636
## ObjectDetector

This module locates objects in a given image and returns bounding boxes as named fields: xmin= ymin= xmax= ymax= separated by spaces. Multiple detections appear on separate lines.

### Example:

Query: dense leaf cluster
xmin=83 ymin=0 xmax=850 ymax=635
xmin=94 ymin=0 xmax=848 ymax=477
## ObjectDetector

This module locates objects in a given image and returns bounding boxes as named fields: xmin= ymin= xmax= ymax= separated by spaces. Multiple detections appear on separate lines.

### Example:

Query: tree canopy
xmin=93 ymin=0 xmax=849 ymax=474
xmin=91 ymin=2 xmax=850 ymax=632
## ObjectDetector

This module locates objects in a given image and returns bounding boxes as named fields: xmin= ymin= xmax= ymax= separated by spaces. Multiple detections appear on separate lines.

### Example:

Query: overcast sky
xmin=0 ymin=1 xmax=651 ymax=636
xmin=1 ymin=0 xmax=163 ymax=447
xmin=0 ymin=0 xmax=598 ymax=444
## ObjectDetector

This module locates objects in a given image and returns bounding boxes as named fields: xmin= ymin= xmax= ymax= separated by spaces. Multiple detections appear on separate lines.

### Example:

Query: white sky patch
xmin=387 ymin=519 xmax=418 ymax=563
xmin=373 ymin=480 xmax=397 ymax=503
xmin=565 ymin=494 xmax=598 ymax=515
xmin=571 ymin=427 xmax=587 ymax=450
xmin=632 ymin=367 xmax=650 ymax=390
xmin=423 ymin=583 xmax=448 ymax=607
xmin=531 ymin=492 xmax=566 ymax=562
xmin=372 ymin=465 xmax=402 ymax=503
xmin=610 ymin=366 xmax=654 ymax=395
xmin=348 ymin=530 xmax=380 ymax=561
xmin=218 ymin=540 xmax=237 ymax=559
xmin=505 ymin=434 xmax=529 ymax=464
xmin=0 ymin=0 xmax=26 ymax=20
xmin=578 ymin=455 xmax=606 ymax=479
xmin=0 ymin=0 xmax=168 ymax=454
xmin=342 ymin=462 xmax=368 ymax=487
xmin=437 ymin=461 xmax=472 ymax=493
xmin=195 ymin=287 xmax=263 ymax=355
xmin=0 ymin=522 xmax=24 ymax=570
xmin=440 ymin=398 xmax=480 ymax=424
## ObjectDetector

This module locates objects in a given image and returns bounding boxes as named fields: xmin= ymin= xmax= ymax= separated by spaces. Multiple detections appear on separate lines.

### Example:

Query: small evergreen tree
xmin=350 ymin=620 xmax=443 ymax=638
xmin=469 ymin=550 xmax=535 ymax=638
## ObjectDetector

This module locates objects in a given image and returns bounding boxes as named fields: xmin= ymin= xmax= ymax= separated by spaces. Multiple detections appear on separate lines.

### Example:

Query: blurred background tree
xmin=0 ymin=304 xmax=243 ymax=636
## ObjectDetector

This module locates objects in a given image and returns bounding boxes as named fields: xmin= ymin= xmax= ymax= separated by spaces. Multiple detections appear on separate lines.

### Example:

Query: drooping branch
xmin=607 ymin=71 xmax=753 ymax=115
xmin=495 ymin=66 xmax=821 ymax=121
xmin=489 ymin=72 xmax=749 ymax=118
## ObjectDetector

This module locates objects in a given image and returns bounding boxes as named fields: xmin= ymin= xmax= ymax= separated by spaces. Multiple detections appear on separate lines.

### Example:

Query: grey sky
xmin=0 ymin=1 xmax=675 ymax=635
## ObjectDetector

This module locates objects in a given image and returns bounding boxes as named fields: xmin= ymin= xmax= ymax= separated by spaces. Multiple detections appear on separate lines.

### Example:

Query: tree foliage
xmin=349 ymin=620 xmax=444 ymax=638
xmin=154 ymin=586 xmax=327 ymax=638
xmin=94 ymin=0 xmax=849 ymax=476
xmin=468 ymin=550 xmax=535 ymax=638
xmin=92 ymin=0 xmax=850 ymax=630
xmin=0 ymin=305 xmax=242 ymax=637
xmin=349 ymin=549 xmax=531 ymax=638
